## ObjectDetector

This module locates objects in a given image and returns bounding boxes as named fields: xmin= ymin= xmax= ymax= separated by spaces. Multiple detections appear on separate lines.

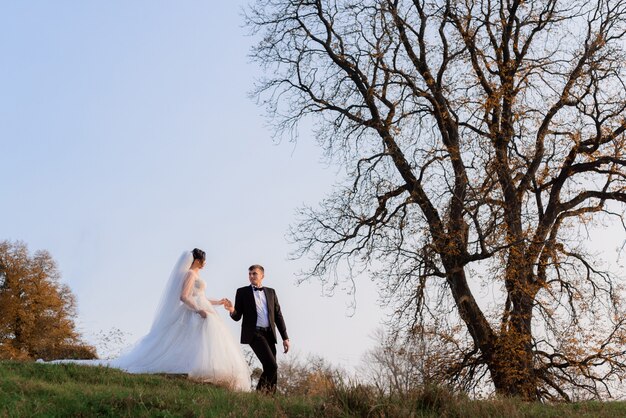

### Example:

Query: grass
xmin=0 ymin=360 xmax=311 ymax=417
xmin=2 ymin=360 xmax=626 ymax=417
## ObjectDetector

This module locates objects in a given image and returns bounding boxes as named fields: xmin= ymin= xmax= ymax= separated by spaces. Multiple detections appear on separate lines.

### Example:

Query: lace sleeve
xmin=180 ymin=271 xmax=199 ymax=311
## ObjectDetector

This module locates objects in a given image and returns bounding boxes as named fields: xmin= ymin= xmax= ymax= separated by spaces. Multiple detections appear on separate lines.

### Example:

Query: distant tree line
xmin=0 ymin=240 xmax=96 ymax=361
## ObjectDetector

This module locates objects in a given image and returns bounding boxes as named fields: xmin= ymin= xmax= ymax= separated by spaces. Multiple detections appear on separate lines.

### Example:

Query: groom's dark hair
xmin=248 ymin=264 xmax=264 ymax=273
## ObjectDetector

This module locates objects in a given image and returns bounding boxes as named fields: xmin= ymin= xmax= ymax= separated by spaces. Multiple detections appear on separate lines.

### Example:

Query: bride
xmin=52 ymin=249 xmax=251 ymax=391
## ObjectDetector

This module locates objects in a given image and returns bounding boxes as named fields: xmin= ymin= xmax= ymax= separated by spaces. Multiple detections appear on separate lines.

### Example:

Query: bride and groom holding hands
xmin=55 ymin=248 xmax=290 ymax=393
xmin=178 ymin=248 xmax=290 ymax=393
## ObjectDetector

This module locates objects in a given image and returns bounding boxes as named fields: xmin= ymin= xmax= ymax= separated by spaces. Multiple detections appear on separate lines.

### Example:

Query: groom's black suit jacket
xmin=230 ymin=286 xmax=288 ymax=345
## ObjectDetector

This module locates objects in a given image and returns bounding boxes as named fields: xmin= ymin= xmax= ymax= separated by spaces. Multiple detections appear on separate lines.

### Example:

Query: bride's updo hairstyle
xmin=192 ymin=248 xmax=206 ymax=263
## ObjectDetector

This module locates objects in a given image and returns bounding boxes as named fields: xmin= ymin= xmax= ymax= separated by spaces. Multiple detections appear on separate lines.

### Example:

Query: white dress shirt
xmin=253 ymin=286 xmax=270 ymax=328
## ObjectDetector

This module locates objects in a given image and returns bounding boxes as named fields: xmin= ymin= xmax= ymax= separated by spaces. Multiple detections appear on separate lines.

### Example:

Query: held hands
xmin=223 ymin=298 xmax=234 ymax=313
xmin=198 ymin=298 xmax=230 ymax=318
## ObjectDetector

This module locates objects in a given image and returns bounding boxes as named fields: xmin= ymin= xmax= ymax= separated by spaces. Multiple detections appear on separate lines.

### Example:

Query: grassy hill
xmin=1 ymin=360 xmax=625 ymax=417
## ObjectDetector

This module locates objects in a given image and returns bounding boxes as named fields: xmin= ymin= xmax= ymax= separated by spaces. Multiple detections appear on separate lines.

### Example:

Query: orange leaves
xmin=0 ymin=240 xmax=96 ymax=361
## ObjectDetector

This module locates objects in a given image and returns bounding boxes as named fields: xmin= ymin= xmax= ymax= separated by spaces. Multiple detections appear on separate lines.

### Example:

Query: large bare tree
xmin=248 ymin=0 xmax=626 ymax=400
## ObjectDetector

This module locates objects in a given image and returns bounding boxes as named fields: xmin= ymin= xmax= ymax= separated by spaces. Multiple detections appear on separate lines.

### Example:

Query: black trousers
xmin=249 ymin=328 xmax=277 ymax=393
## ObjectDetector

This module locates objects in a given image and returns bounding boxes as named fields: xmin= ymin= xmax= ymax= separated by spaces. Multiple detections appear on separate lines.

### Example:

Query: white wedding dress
xmin=50 ymin=252 xmax=251 ymax=391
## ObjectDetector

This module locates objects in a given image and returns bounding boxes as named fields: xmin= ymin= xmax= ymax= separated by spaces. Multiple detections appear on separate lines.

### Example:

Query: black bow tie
xmin=253 ymin=286 xmax=264 ymax=291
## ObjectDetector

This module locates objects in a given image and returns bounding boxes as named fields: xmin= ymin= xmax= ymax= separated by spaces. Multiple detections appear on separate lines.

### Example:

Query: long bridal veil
xmin=148 ymin=251 xmax=193 ymax=333
xmin=109 ymin=251 xmax=195 ymax=373
xmin=47 ymin=252 xmax=193 ymax=370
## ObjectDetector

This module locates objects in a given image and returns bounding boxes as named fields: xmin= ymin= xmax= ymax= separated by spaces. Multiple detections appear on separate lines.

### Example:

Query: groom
xmin=225 ymin=264 xmax=289 ymax=394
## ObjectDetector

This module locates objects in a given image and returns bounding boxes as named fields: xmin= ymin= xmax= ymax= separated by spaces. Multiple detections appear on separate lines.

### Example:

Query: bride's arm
xmin=180 ymin=271 xmax=208 ymax=317
xmin=208 ymin=298 xmax=225 ymax=306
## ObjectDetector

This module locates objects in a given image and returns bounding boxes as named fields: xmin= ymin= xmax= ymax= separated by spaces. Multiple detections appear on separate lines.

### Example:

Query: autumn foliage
xmin=0 ymin=240 xmax=96 ymax=361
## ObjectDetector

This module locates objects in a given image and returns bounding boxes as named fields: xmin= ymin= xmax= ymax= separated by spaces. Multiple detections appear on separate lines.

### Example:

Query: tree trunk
xmin=444 ymin=250 xmax=538 ymax=400
xmin=488 ymin=293 xmax=537 ymax=400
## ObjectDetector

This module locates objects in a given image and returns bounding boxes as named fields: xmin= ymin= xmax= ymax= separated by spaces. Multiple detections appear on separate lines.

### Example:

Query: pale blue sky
xmin=3 ymin=1 xmax=624 ymax=375
xmin=0 ymin=1 xmax=386 ymax=369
